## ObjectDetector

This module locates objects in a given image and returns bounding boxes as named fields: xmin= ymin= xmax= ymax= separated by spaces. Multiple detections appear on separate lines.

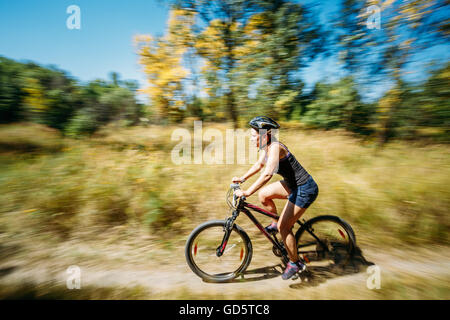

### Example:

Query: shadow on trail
xmin=0 ymin=242 xmax=21 ymax=279
xmin=226 ymin=246 xmax=374 ymax=287
xmin=289 ymin=247 xmax=374 ymax=289
xmin=0 ymin=266 xmax=18 ymax=278
xmin=229 ymin=264 xmax=283 ymax=282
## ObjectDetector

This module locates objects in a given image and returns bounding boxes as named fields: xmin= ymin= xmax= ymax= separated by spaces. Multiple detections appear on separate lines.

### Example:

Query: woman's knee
xmin=258 ymin=188 xmax=271 ymax=205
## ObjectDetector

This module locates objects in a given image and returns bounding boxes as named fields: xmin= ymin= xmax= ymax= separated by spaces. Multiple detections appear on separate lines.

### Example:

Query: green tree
xmin=0 ymin=57 xmax=142 ymax=135
xmin=0 ymin=57 xmax=28 ymax=123
xmin=173 ymin=0 xmax=262 ymax=127
xmin=338 ymin=0 xmax=449 ymax=143
xmin=238 ymin=1 xmax=325 ymax=121
xmin=303 ymin=77 xmax=374 ymax=134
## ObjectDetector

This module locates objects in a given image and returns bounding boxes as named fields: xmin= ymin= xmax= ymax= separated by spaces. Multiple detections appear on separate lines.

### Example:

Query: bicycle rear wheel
xmin=185 ymin=220 xmax=252 ymax=283
xmin=295 ymin=215 xmax=356 ymax=268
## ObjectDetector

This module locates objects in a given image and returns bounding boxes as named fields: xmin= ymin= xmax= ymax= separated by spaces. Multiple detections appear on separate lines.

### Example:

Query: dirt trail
xmin=1 ymin=246 xmax=449 ymax=299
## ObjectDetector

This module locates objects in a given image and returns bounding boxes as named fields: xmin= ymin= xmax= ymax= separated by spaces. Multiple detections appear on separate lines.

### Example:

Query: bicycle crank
xmin=272 ymin=245 xmax=283 ymax=257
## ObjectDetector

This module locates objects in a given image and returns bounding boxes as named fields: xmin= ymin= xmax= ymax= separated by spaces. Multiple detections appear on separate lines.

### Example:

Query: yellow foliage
xmin=274 ymin=91 xmax=298 ymax=117
xmin=330 ymin=89 xmax=340 ymax=96
xmin=377 ymin=86 xmax=401 ymax=121
xmin=167 ymin=8 xmax=196 ymax=48
xmin=24 ymin=78 xmax=47 ymax=112
xmin=195 ymin=20 xmax=226 ymax=59
xmin=246 ymin=12 xmax=269 ymax=33
xmin=135 ymin=8 xmax=194 ymax=120
xmin=381 ymin=0 xmax=395 ymax=10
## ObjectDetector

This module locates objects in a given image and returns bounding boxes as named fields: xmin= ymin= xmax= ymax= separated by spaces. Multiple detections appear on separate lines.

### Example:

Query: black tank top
xmin=265 ymin=142 xmax=311 ymax=191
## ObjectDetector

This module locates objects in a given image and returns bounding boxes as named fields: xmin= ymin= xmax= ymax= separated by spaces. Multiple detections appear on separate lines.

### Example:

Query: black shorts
xmin=288 ymin=176 xmax=319 ymax=208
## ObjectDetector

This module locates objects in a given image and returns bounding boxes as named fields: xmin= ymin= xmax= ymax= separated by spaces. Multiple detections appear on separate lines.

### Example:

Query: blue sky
xmin=1 ymin=0 xmax=448 ymax=103
xmin=0 ymin=0 xmax=342 ymax=96
xmin=0 ymin=0 xmax=169 ymax=91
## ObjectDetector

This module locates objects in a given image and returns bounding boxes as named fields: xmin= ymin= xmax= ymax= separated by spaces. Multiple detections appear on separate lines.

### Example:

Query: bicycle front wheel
xmin=295 ymin=215 xmax=356 ymax=267
xmin=185 ymin=220 xmax=252 ymax=283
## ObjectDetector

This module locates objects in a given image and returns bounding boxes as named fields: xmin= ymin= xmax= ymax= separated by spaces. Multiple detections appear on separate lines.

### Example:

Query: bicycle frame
xmin=217 ymin=197 xmax=295 ymax=260
xmin=217 ymin=194 xmax=329 ymax=261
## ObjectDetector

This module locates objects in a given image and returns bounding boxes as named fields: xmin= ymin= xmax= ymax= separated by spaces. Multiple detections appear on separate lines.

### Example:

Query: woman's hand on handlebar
xmin=231 ymin=176 xmax=245 ymax=183
xmin=233 ymin=189 xmax=249 ymax=199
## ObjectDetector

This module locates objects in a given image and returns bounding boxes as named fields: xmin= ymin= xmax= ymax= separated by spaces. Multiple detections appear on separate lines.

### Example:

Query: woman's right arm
xmin=232 ymin=150 xmax=266 ymax=183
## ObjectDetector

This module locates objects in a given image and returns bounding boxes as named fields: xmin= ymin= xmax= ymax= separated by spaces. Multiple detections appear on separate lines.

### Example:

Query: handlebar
xmin=229 ymin=182 xmax=246 ymax=204
xmin=230 ymin=183 xmax=241 ymax=190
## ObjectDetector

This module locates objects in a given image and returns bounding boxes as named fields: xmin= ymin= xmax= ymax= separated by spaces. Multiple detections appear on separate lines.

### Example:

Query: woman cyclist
xmin=232 ymin=116 xmax=319 ymax=280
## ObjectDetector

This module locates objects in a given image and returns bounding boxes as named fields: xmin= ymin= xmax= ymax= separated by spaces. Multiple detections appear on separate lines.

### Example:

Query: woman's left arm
xmin=243 ymin=143 xmax=280 ymax=197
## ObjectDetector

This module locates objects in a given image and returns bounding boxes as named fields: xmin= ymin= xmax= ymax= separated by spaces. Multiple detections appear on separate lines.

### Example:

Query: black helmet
xmin=249 ymin=116 xmax=280 ymax=131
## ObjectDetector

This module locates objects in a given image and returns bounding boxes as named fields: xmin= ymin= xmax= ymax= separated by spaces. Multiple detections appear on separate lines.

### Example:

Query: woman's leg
xmin=258 ymin=180 xmax=291 ymax=224
xmin=278 ymin=201 xmax=307 ymax=262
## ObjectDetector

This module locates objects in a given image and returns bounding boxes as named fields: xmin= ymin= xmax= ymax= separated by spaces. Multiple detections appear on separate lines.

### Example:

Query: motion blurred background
xmin=0 ymin=0 xmax=449 ymax=299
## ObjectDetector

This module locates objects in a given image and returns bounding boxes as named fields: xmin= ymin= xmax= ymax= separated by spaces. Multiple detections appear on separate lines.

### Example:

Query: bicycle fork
xmin=216 ymin=211 xmax=238 ymax=257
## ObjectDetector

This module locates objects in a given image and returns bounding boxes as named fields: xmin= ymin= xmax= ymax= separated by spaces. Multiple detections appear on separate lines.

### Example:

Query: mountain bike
xmin=185 ymin=182 xmax=357 ymax=283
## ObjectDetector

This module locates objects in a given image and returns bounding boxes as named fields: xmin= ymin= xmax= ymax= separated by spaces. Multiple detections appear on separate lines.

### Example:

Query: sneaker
xmin=264 ymin=222 xmax=278 ymax=235
xmin=282 ymin=261 xmax=306 ymax=280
